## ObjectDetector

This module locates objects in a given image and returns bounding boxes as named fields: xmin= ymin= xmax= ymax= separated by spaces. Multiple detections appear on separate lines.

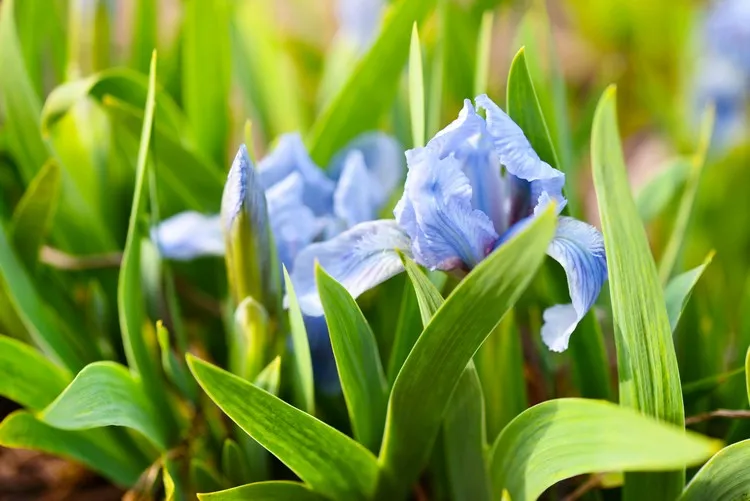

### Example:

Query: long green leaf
xmin=473 ymin=11 xmax=494 ymax=97
xmin=591 ymin=86 xmax=686 ymax=499
xmin=0 ymin=411 xmax=145 ymax=487
xmin=316 ymin=265 xmax=388 ymax=453
xmin=489 ymin=398 xmax=720 ymax=501
xmin=0 ymin=335 xmax=69 ymax=411
xmin=283 ymin=267 xmax=315 ymax=414
xmin=130 ymin=0 xmax=157 ymax=74
xmin=387 ymin=278 xmax=423 ymax=384
xmin=401 ymin=256 xmax=445 ymax=325
xmin=187 ymin=356 xmax=380 ymax=501
xmin=636 ymin=157 xmax=691 ymax=223
xmin=664 ymin=252 xmax=714 ymax=332
xmin=307 ymin=0 xmax=437 ymax=164
xmin=378 ymin=206 xmax=556 ymax=495
xmin=409 ymin=22 xmax=425 ymax=148
xmin=680 ymin=440 xmax=750 ymax=501
xmin=40 ymin=361 xmax=170 ymax=451
xmin=199 ymin=481 xmax=329 ymax=501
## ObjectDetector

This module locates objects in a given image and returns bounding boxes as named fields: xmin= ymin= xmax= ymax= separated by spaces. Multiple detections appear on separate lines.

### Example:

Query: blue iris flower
xmin=336 ymin=0 xmax=385 ymax=53
xmin=292 ymin=95 xmax=608 ymax=352
xmin=152 ymin=131 xmax=403 ymax=392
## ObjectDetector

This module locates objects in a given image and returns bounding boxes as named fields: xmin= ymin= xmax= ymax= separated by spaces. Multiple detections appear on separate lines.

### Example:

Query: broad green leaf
xmin=307 ymin=0 xmax=437 ymax=164
xmin=0 ymin=411 xmax=145 ymax=487
xmin=199 ymin=481 xmax=328 ymax=501
xmin=40 ymin=361 xmax=170 ymax=451
xmin=187 ymin=356 xmax=380 ymax=501
xmin=636 ymin=157 xmax=691 ymax=223
xmin=9 ymin=160 xmax=61 ymax=269
xmin=680 ymin=440 xmax=750 ymax=501
xmin=409 ymin=22 xmax=425 ymax=148
xmin=117 ymin=53 xmax=178 ymax=444
xmin=443 ymin=364 xmax=491 ymax=501
xmin=378 ymin=206 xmax=556 ymax=495
xmin=490 ymin=398 xmax=720 ymax=501
xmin=183 ymin=0 xmax=230 ymax=165
xmin=473 ymin=11 xmax=494 ymax=97
xmin=659 ymin=105 xmax=715 ymax=283
xmin=283 ymin=267 xmax=315 ymax=414
xmin=222 ymin=439 xmax=251 ymax=487
xmin=506 ymin=48 xmax=559 ymax=169
xmin=315 ymin=265 xmax=388 ymax=453
xmin=664 ymin=252 xmax=714 ymax=332
xmin=130 ymin=0 xmax=157 ymax=74
xmin=15 ymin=0 xmax=66 ymax=95
xmin=591 ymin=86 xmax=685 ymax=499
xmin=0 ymin=335 xmax=69 ymax=410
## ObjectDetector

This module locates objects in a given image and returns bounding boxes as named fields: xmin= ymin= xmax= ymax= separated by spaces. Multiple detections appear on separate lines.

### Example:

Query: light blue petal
xmin=394 ymin=147 xmax=499 ymax=271
xmin=427 ymin=99 xmax=507 ymax=233
xmin=221 ymin=145 xmax=269 ymax=234
xmin=693 ymin=56 xmax=747 ymax=151
xmin=705 ymin=0 xmax=750 ymax=73
xmin=336 ymin=0 xmax=385 ymax=52
xmin=151 ymin=211 xmax=223 ymax=260
xmin=266 ymin=173 xmax=321 ymax=270
xmin=331 ymin=132 xmax=405 ymax=209
xmin=291 ymin=220 xmax=411 ymax=316
xmin=334 ymin=151 xmax=377 ymax=228
xmin=258 ymin=133 xmax=335 ymax=216
xmin=474 ymin=94 xmax=567 ymax=219
xmin=542 ymin=216 xmax=607 ymax=352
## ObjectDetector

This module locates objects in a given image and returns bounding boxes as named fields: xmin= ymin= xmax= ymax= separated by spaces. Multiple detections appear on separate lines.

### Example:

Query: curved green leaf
xmin=199 ymin=481 xmax=328 ymax=501
xmin=187 ymin=356 xmax=379 ymax=501
xmin=664 ymin=252 xmax=714 ymax=332
xmin=636 ymin=157 xmax=691 ymax=223
xmin=0 ymin=335 xmax=69 ymax=410
xmin=283 ymin=266 xmax=315 ymax=414
xmin=409 ymin=22 xmax=425 ymax=148
xmin=490 ymin=398 xmax=721 ymax=501
xmin=680 ymin=440 xmax=750 ymax=501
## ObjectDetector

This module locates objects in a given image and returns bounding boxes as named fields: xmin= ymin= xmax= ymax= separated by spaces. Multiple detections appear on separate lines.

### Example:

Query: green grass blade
xmin=316 ymin=265 xmax=388 ymax=453
xmin=409 ymin=22 xmax=425 ymax=148
xmin=0 ymin=335 xmax=70 ymax=411
xmin=283 ymin=267 xmax=315 ymax=415
xmin=307 ymin=0 xmax=437 ymax=164
xmin=591 ymin=86 xmax=686 ymax=499
xmin=489 ymin=398 xmax=721 ymax=501
xmin=664 ymin=252 xmax=714 ymax=332
xmin=199 ymin=481 xmax=329 ymax=501
xmin=387 ymin=278 xmax=423 ymax=385
xmin=40 ymin=361 xmax=170 ymax=451
xmin=680 ymin=440 xmax=750 ymax=501
xmin=378 ymin=206 xmax=556 ymax=495
xmin=401 ymin=256 xmax=444 ymax=325
xmin=473 ymin=11 xmax=494 ymax=97
xmin=187 ymin=356 xmax=380 ymax=501
xmin=636 ymin=157 xmax=691 ymax=223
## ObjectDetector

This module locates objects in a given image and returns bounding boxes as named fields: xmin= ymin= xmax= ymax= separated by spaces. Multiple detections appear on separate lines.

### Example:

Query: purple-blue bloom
xmin=292 ymin=95 xmax=608 ymax=352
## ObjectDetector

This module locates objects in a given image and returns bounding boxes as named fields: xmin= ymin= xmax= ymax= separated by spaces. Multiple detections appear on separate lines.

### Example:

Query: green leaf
xmin=40 ymin=361 xmax=170 ymax=451
xmin=401 ymin=256 xmax=445 ymax=325
xmin=0 ymin=335 xmax=70 ymax=411
xmin=591 ymin=86 xmax=686 ymax=499
xmin=183 ymin=0 xmax=230 ymax=165
xmin=9 ymin=161 xmax=61 ymax=269
xmin=680 ymin=440 xmax=750 ymax=501
xmin=255 ymin=356 xmax=282 ymax=396
xmin=230 ymin=297 xmax=270 ymax=381
xmin=117 ymin=52 xmax=178 ymax=445
xmin=636 ymin=157 xmax=691 ymax=223
xmin=490 ymin=398 xmax=721 ymax=501
xmin=192 ymin=459 xmax=226 ymax=494
xmin=0 ymin=411 xmax=145 ymax=487
xmin=746 ymin=345 xmax=750 ymax=406
xmin=387 ymin=278 xmax=423 ymax=385
xmin=664 ymin=252 xmax=714 ymax=332
xmin=473 ymin=10 xmax=494 ymax=97
xmin=409 ymin=22 xmax=425 ymax=148
xmin=307 ymin=0 xmax=437 ymax=164
xmin=443 ymin=364 xmax=491 ymax=501
xmin=222 ymin=438 xmax=251 ymax=487
xmin=314 ymin=265 xmax=388 ymax=453
xmin=130 ymin=0 xmax=157 ymax=74
xmin=157 ymin=321 xmax=199 ymax=403
xmin=187 ymin=356 xmax=380 ymax=501
xmin=199 ymin=481 xmax=329 ymax=501
xmin=378 ymin=206 xmax=556 ymax=495
xmin=283 ymin=267 xmax=315 ymax=414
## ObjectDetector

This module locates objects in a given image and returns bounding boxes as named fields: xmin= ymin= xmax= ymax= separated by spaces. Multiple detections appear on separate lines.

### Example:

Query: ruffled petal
xmin=331 ymin=132 xmax=405 ymax=209
xmin=291 ymin=220 xmax=411 ymax=316
xmin=151 ymin=211 xmax=224 ymax=260
xmin=541 ymin=216 xmax=608 ymax=352
xmin=474 ymin=94 xmax=567 ymax=218
xmin=394 ymin=147 xmax=499 ymax=271
xmin=257 ymin=133 xmax=335 ymax=216
xmin=333 ymin=151 xmax=377 ymax=228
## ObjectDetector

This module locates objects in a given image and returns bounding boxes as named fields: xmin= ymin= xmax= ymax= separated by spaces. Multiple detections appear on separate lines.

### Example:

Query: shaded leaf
xmin=664 ymin=252 xmax=714 ymax=332
xmin=199 ymin=481 xmax=328 ymax=501
xmin=680 ymin=440 xmax=750 ymax=501
xmin=283 ymin=267 xmax=315 ymax=414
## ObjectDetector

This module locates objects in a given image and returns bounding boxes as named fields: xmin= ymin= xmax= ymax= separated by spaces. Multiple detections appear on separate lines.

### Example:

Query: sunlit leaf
xmin=680 ymin=440 xmax=750 ymax=501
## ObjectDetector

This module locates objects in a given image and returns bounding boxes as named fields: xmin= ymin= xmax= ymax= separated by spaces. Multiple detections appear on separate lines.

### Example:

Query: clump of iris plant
xmin=292 ymin=95 xmax=608 ymax=352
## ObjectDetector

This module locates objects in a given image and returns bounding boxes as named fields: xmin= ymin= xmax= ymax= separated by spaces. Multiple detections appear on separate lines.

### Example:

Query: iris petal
xmin=395 ymin=147 xmax=499 ymax=271
xmin=334 ymin=151 xmax=376 ymax=228
xmin=151 ymin=212 xmax=224 ymax=260
xmin=291 ymin=220 xmax=411 ymax=316
xmin=541 ymin=216 xmax=607 ymax=352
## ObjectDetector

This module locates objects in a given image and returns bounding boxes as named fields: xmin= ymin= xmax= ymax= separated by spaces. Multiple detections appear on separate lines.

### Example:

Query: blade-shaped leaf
xmin=680 ymin=440 xmax=750 ymax=501
xmin=636 ymin=157 xmax=691 ymax=223
xmin=199 ymin=481 xmax=328 ymax=501
xmin=664 ymin=252 xmax=714 ymax=332
xmin=283 ymin=267 xmax=315 ymax=414
xmin=130 ymin=0 xmax=157 ymax=74
xmin=378 ymin=206 xmax=556 ymax=495
xmin=473 ymin=10 xmax=494 ymax=98
xmin=0 ymin=335 xmax=69 ymax=411
xmin=222 ymin=439 xmax=251 ymax=487
xmin=387 ymin=278 xmax=423 ymax=384
xmin=187 ymin=356 xmax=380 ymax=501
xmin=40 ymin=361 xmax=170 ymax=451
xmin=307 ymin=0 xmax=437 ymax=164
xmin=591 ymin=86 xmax=686 ymax=499
xmin=316 ymin=265 xmax=388 ymax=453
xmin=401 ymin=256 xmax=444 ymax=325
xmin=489 ymin=398 xmax=720 ymax=501
xmin=409 ymin=22 xmax=425 ymax=148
